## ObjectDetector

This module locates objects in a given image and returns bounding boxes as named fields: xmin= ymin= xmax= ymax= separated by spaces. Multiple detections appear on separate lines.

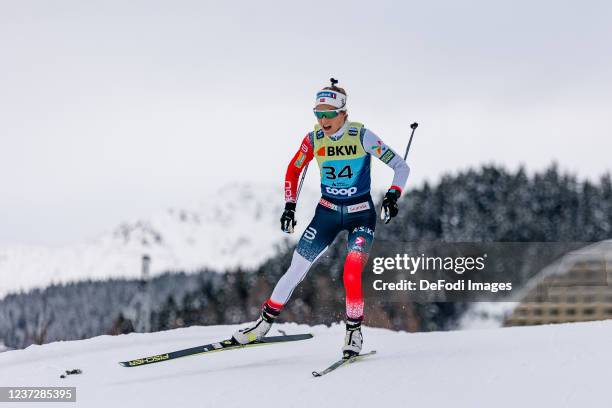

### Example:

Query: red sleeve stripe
xmin=284 ymin=134 xmax=314 ymax=202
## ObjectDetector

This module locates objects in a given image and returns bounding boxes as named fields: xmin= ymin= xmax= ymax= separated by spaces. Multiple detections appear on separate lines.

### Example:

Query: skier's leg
xmin=233 ymin=203 xmax=340 ymax=344
xmin=269 ymin=203 xmax=341 ymax=307
xmin=342 ymin=201 xmax=376 ymax=356
xmin=343 ymin=214 xmax=376 ymax=322
xmin=268 ymin=250 xmax=319 ymax=306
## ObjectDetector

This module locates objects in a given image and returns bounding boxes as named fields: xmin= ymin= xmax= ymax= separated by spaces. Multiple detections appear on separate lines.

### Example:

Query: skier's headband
xmin=315 ymin=90 xmax=347 ymax=110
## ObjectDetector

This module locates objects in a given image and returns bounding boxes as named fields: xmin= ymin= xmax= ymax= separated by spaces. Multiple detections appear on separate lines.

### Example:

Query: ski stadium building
xmin=506 ymin=241 xmax=612 ymax=326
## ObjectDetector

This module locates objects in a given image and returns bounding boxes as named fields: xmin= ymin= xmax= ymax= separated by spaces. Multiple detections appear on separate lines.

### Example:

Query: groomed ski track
xmin=1 ymin=321 xmax=610 ymax=408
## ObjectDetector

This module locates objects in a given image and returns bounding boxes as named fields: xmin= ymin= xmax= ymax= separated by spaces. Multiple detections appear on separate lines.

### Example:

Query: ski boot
xmin=342 ymin=318 xmax=363 ymax=359
xmin=232 ymin=302 xmax=280 ymax=344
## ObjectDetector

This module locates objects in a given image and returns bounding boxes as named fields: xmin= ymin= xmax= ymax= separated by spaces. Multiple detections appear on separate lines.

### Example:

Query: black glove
xmin=380 ymin=189 xmax=400 ymax=224
xmin=280 ymin=202 xmax=297 ymax=233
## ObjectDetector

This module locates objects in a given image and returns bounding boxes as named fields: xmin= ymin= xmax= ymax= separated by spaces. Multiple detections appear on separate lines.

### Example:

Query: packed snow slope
xmin=1 ymin=321 xmax=610 ymax=408
xmin=0 ymin=183 xmax=319 ymax=298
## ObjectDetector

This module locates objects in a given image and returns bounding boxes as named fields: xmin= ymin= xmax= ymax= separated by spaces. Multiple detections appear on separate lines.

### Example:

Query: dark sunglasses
xmin=313 ymin=109 xmax=345 ymax=119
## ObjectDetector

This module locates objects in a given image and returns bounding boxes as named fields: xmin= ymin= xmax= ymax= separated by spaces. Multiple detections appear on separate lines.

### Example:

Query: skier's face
xmin=315 ymin=104 xmax=347 ymax=136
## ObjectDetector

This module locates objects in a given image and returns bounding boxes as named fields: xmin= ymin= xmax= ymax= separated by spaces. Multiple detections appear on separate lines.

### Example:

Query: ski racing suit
xmin=268 ymin=120 xmax=410 ymax=321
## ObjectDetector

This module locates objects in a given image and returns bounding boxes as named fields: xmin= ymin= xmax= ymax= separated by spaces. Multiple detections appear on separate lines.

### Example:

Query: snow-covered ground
xmin=0 ymin=183 xmax=319 ymax=298
xmin=1 ymin=321 xmax=609 ymax=407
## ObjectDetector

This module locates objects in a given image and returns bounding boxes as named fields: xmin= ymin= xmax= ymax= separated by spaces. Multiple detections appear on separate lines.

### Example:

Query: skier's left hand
xmin=380 ymin=189 xmax=400 ymax=224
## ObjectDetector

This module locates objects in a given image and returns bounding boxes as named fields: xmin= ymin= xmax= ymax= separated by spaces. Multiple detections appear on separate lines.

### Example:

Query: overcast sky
xmin=1 ymin=0 xmax=611 ymax=246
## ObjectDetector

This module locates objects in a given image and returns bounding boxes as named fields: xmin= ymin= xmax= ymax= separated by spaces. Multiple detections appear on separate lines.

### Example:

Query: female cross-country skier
xmin=233 ymin=79 xmax=410 ymax=358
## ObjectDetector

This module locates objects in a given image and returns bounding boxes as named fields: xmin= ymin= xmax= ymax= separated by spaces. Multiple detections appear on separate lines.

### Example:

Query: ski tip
xmin=312 ymin=371 xmax=321 ymax=377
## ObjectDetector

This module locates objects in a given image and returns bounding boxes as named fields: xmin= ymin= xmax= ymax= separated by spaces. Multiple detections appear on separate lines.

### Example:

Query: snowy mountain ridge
xmin=0 ymin=183 xmax=319 ymax=299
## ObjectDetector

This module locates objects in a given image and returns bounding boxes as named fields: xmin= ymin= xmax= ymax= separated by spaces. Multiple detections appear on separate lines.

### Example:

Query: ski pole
xmin=404 ymin=122 xmax=419 ymax=160
xmin=288 ymin=163 xmax=309 ymax=233
xmin=382 ymin=122 xmax=419 ymax=223
xmin=295 ymin=163 xmax=309 ymax=202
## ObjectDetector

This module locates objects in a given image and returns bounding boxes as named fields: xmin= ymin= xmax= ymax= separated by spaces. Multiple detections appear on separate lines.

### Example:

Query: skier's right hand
xmin=280 ymin=202 xmax=297 ymax=233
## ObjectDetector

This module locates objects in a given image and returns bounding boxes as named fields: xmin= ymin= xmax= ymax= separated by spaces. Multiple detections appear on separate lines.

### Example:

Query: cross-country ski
xmin=312 ymin=350 xmax=377 ymax=377
xmin=119 ymin=333 xmax=313 ymax=367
